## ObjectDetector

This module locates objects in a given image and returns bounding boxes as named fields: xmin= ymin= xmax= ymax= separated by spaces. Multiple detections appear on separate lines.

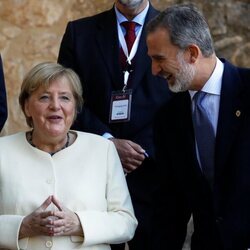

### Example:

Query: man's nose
xmin=151 ymin=61 xmax=161 ymax=76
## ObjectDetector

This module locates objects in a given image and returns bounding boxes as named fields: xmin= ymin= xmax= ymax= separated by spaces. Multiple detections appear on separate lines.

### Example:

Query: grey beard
xmin=169 ymin=51 xmax=196 ymax=93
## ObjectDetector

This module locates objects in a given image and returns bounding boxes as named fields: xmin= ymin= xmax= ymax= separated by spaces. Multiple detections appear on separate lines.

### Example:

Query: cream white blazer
xmin=0 ymin=131 xmax=137 ymax=250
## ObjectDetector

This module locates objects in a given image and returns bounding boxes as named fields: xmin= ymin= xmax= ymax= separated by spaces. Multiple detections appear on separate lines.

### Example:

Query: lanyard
xmin=117 ymin=21 xmax=143 ymax=88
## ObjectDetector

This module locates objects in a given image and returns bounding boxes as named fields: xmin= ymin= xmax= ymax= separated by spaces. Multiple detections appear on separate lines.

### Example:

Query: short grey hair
xmin=19 ymin=62 xmax=83 ymax=127
xmin=146 ymin=4 xmax=214 ymax=57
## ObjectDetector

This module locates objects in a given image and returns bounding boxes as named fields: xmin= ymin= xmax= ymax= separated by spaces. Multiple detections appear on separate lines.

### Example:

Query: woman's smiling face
xmin=24 ymin=76 xmax=76 ymax=138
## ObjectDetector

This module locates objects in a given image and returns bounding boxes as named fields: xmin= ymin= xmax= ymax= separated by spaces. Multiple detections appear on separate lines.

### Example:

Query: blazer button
xmin=45 ymin=240 xmax=53 ymax=248
xmin=46 ymin=179 xmax=53 ymax=184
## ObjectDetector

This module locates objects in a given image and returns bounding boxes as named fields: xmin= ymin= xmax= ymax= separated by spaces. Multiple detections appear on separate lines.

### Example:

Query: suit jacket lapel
xmin=95 ymin=7 xmax=123 ymax=90
xmin=215 ymin=60 xmax=243 ymax=178
xmin=180 ymin=93 xmax=204 ymax=176
xmin=95 ymin=4 xmax=159 ymax=91
xmin=170 ymin=92 xmax=202 ymax=180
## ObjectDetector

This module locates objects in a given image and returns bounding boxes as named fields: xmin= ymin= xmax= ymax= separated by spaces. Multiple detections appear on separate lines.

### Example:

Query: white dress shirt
xmin=189 ymin=57 xmax=224 ymax=135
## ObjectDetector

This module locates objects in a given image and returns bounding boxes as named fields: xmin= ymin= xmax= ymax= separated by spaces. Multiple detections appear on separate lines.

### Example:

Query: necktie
xmin=120 ymin=21 xmax=136 ymax=68
xmin=192 ymin=91 xmax=215 ymax=186
xmin=122 ymin=21 xmax=136 ymax=53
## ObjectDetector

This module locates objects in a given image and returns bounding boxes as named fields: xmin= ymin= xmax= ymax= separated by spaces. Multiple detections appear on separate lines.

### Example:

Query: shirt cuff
xmin=102 ymin=133 xmax=114 ymax=139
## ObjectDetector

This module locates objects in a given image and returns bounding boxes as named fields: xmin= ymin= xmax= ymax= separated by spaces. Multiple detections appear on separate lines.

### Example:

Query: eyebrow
xmin=151 ymin=54 xmax=166 ymax=59
xmin=43 ymin=91 xmax=72 ymax=95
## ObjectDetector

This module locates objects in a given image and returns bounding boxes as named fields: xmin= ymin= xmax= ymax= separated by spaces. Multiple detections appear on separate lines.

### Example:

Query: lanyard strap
xmin=117 ymin=21 xmax=143 ymax=88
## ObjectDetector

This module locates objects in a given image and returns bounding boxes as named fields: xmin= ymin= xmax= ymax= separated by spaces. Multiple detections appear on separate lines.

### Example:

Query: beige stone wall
xmin=0 ymin=0 xmax=249 ymax=135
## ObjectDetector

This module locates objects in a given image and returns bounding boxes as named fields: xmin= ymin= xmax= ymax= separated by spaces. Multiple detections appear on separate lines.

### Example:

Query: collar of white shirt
xmin=189 ymin=57 xmax=224 ymax=99
xmin=114 ymin=2 xmax=149 ymax=27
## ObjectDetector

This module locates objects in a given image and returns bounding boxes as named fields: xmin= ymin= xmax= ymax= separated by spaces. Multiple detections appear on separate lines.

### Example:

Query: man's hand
xmin=110 ymin=138 xmax=146 ymax=173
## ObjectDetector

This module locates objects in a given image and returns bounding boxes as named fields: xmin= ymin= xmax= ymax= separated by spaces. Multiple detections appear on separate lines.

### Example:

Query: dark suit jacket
xmin=58 ymin=4 xmax=172 ymax=203
xmin=154 ymin=59 xmax=250 ymax=250
xmin=0 ymin=55 xmax=7 ymax=132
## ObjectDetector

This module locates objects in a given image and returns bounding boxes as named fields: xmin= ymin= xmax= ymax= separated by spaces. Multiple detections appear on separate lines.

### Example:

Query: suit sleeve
xmin=152 ymin=104 xmax=191 ymax=250
xmin=0 ymin=55 xmax=7 ymax=132
xmin=75 ymin=141 xmax=138 ymax=246
xmin=58 ymin=22 xmax=112 ymax=135
xmin=72 ymin=107 xmax=112 ymax=135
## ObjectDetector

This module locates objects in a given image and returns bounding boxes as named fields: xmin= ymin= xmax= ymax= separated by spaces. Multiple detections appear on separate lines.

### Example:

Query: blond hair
xmin=19 ymin=62 xmax=83 ymax=127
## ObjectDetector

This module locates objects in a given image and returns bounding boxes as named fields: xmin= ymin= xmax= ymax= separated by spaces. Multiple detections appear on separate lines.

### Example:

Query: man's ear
xmin=186 ymin=44 xmax=200 ymax=64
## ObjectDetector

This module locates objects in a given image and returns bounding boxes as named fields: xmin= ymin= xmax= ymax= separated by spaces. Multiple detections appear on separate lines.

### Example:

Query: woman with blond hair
xmin=0 ymin=62 xmax=137 ymax=250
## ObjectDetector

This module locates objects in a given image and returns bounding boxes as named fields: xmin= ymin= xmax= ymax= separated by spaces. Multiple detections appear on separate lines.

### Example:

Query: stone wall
xmin=0 ymin=0 xmax=249 ymax=135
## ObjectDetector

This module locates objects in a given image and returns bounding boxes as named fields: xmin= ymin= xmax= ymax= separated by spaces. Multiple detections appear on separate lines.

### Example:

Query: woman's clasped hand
xmin=19 ymin=195 xmax=83 ymax=239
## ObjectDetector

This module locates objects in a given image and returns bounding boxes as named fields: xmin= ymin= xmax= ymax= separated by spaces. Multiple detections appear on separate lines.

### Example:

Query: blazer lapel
xmin=215 ymin=60 xmax=244 ymax=178
xmin=95 ymin=7 xmax=123 ymax=90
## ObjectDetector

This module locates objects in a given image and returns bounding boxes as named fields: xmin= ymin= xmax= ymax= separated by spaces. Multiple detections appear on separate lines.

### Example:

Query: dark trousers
xmin=111 ymin=196 xmax=152 ymax=250
xmin=110 ymin=243 xmax=125 ymax=250
xmin=111 ymin=224 xmax=151 ymax=250
xmin=112 ymin=159 xmax=155 ymax=250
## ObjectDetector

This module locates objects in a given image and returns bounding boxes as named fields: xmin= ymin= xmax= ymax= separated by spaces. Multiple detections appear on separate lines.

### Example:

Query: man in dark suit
xmin=147 ymin=4 xmax=250 ymax=250
xmin=0 ymin=54 xmax=7 ymax=132
xmin=58 ymin=1 xmax=172 ymax=249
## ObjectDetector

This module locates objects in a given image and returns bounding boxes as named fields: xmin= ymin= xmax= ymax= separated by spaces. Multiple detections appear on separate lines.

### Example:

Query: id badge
xmin=109 ymin=89 xmax=132 ymax=123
